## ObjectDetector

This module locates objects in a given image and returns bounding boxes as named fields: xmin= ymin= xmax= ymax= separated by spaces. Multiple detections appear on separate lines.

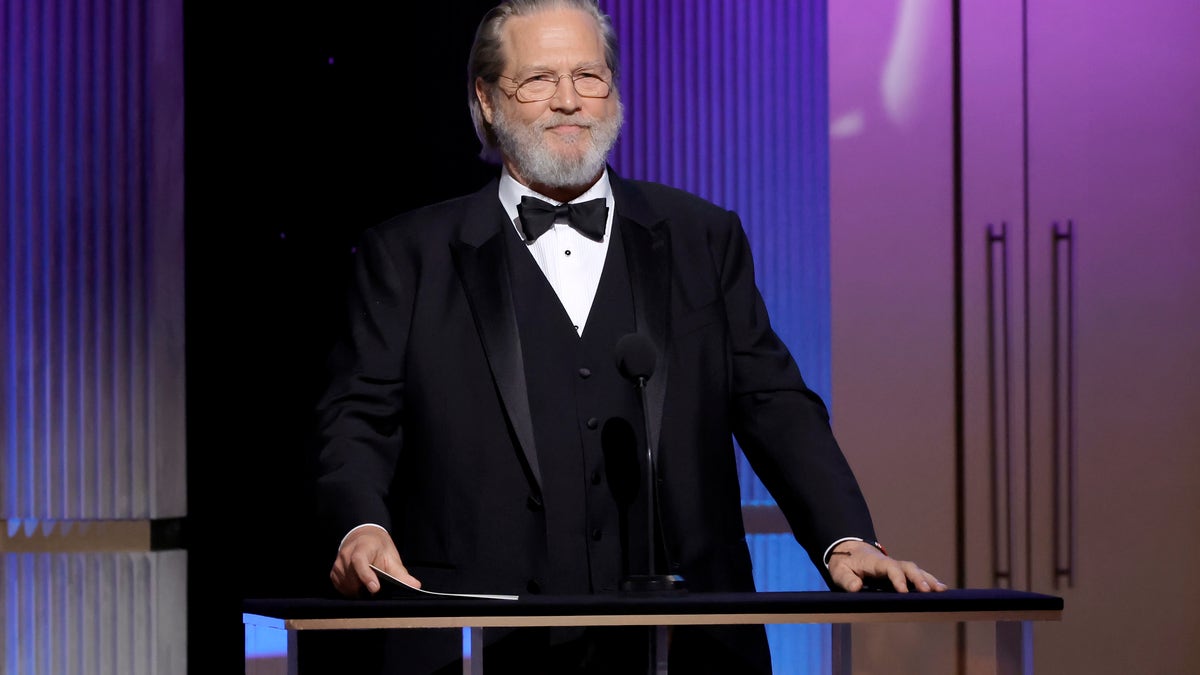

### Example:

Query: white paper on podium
xmin=369 ymin=565 xmax=519 ymax=601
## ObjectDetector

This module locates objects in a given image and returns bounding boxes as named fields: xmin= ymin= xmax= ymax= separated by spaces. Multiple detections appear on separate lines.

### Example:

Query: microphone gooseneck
xmin=614 ymin=333 xmax=684 ymax=597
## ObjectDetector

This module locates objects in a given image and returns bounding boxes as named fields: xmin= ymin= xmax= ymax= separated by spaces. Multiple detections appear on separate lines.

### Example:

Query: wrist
xmin=825 ymin=539 xmax=888 ymax=565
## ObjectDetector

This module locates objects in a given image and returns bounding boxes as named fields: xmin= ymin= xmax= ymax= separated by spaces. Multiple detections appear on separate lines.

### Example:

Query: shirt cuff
xmin=822 ymin=537 xmax=865 ymax=569
xmin=338 ymin=523 xmax=388 ymax=551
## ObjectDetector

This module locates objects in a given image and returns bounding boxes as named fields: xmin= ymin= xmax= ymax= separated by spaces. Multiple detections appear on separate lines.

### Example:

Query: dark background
xmin=184 ymin=3 xmax=500 ymax=671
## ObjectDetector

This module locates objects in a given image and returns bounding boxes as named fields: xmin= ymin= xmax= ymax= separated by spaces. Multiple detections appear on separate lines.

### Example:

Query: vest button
xmin=590 ymin=469 xmax=602 ymax=485
xmin=578 ymin=367 xmax=591 ymax=378
xmin=526 ymin=494 xmax=544 ymax=512
xmin=586 ymin=417 xmax=599 ymax=430
xmin=526 ymin=579 xmax=542 ymax=594
xmin=590 ymin=527 xmax=603 ymax=541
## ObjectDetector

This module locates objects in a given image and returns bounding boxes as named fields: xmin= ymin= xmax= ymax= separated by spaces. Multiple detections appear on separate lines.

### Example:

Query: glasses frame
xmin=496 ymin=70 xmax=613 ymax=103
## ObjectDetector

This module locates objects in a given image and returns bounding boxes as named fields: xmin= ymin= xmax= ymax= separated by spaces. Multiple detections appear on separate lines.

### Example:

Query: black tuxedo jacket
xmin=315 ymin=169 xmax=876 ymax=598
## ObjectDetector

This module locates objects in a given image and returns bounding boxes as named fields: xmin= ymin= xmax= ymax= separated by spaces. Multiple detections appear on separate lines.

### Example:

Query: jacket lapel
xmin=450 ymin=183 xmax=543 ymax=492
xmin=450 ymin=172 xmax=675 ymax=487
xmin=612 ymin=175 xmax=672 ymax=463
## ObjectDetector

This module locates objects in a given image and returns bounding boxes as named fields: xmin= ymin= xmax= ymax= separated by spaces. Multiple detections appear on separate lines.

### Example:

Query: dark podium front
xmin=243 ymin=588 xmax=1062 ymax=675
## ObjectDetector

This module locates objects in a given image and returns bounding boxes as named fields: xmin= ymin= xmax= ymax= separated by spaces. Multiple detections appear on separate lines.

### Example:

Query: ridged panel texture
xmin=600 ymin=2 xmax=832 ymax=672
xmin=0 ymin=0 xmax=186 ymax=521
xmin=1 ymin=551 xmax=187 ymax=675
xmin=2 ymin=0 xmax=186 ymax=672
xmin=600 ymin=0 xmax=831 ymax=506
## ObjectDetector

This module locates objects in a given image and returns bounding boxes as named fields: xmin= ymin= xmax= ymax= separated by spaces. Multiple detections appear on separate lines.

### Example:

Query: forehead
xmin=501 ymin=7 xmax=606 ymax=72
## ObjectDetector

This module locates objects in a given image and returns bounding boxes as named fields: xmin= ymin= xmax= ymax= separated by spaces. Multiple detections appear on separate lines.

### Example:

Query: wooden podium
xmin=243 ymin=588 xmax=1062 ymax=675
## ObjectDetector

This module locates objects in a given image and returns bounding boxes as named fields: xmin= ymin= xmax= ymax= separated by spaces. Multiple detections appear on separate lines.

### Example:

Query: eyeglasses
xmin=498 ymin=70 xmax=612 ymax=103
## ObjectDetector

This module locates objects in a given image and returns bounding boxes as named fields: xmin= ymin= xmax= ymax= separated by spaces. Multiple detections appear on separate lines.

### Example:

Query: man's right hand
xmin=329 ymin=525 xmax=421 ymax=597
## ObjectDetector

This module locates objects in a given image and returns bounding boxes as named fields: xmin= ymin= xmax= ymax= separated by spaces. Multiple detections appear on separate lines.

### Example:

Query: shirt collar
xmin=498 ymin=166 xmax=615 ymax=239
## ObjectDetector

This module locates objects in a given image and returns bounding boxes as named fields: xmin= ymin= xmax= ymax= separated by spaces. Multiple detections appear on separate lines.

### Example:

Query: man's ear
xmin=475 ymin=77 xmax=495 ymax=124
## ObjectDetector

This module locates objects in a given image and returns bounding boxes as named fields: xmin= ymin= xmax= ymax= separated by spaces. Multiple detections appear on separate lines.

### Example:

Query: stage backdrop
xmin=601 ymin=1 xmax=835 ymax=671
xmin=4 ymin=1 xmax=837 ymax=673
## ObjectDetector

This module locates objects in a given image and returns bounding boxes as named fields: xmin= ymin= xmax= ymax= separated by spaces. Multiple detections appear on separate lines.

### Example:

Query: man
xmin=316 ymin=0 xmax=945 ymax=672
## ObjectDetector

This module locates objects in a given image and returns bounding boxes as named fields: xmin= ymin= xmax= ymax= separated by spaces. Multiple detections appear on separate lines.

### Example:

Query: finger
xmin=921 ymin=569 xmax=948 ymax=592
xmin=895 ymin=561 xmax=930 ymax=592
xmin=886 ymin=564 xmax=911 ymax=593
xmin=896 ymin=561 xmax=945 ymax=593
xmin=330 ymin=563 xmax=362 ymax=597
xmin=907 ymin=565 xmax=940 ymax=592
xmin=377 ymin=554 xmax=422 ymax=589
xmin=396 ymin=564 xmax=421 ymax=589
xmin=828 ymin=563 xmax=865 ymax=592
xmin=352 ymin=556 xmax=381 ymax=595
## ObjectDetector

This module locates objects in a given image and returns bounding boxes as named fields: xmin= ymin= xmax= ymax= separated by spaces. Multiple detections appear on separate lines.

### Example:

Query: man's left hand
xmin=827 ymin=540 xmax=948 ymax=593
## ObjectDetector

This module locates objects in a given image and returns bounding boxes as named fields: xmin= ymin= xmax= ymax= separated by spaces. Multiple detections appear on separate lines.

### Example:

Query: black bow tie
xmin=517 ymin=196 xmax=608 ymax=243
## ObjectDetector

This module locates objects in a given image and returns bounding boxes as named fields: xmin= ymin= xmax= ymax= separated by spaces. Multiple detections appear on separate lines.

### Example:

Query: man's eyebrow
xmin=514 ymin=60 xmax=608 ymax=76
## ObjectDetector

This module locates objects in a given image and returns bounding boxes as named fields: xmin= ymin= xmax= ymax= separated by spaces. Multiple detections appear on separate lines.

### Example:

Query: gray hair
xmin=467 ymin=0 xmax=621 ymax=163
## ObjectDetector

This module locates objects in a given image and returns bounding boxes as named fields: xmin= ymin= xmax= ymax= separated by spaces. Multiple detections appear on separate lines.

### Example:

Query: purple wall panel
xmin=2 ymin=0 xmax=186 ymax=666
xmin=599 ymin=2 xmax=832 ymax=671
xmin=601 ymin=0 xmax=831 ymax=500
xmin=1 ymin=0 xmax=183 ymax=522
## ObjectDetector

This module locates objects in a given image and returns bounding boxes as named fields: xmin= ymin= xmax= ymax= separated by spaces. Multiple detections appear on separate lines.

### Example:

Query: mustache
xmin=536 ymin=113 xmax=595 ymax=130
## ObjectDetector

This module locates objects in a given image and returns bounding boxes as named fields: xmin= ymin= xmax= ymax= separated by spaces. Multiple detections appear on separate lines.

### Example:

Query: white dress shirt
xmin=497 ymin=166 xmax=615 ymax=336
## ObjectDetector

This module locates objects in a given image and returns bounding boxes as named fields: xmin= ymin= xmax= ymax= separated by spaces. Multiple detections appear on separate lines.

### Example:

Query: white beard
xmin=492 ymin=99 xmax=624 ymax=189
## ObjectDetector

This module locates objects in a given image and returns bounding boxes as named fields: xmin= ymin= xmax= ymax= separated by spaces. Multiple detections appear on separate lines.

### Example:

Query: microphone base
xmin=619 ymin=574 xmax=687 ymax=594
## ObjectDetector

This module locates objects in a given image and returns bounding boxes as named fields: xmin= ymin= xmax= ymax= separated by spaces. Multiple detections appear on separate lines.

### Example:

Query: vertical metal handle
xmin=986 ymin=223 xmax=1014 ymax=588
xmin=1051 ymin=221 xmax=1076 ymax=588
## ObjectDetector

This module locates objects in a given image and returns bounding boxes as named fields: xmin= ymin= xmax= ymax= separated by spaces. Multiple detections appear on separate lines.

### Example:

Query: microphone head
xmin=615 ymin=333 xmax=657 ymax=382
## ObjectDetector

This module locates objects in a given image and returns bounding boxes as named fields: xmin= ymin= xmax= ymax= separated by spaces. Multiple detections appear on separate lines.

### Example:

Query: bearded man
xmin=314 ymin=1 xmax=943 ymax=673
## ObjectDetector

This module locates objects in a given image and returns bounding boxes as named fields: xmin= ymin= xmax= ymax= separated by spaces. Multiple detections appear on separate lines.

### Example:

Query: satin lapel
xmin=450 ymin=197 xmax=542 ymax=492
xmin=619 ymin=214 xmax=671 ymax=463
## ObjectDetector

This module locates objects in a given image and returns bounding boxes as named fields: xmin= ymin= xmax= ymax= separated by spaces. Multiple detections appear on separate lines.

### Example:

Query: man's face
xmin=480 ymin=7 xmax=623 ymax=190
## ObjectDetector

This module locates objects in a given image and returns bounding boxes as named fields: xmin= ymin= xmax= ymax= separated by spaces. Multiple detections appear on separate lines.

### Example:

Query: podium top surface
xmin=243 ymin=589 xmax=1063 ymax=630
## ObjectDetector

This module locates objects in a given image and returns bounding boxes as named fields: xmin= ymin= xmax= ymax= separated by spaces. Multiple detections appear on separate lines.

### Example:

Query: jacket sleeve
xmin=715 ymin=210 xmax=878 ymax=583
xmin=313 ymin=226 xmax=415 ymax=554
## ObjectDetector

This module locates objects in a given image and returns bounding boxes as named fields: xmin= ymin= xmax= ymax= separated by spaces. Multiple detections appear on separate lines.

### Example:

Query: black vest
xmin=505 ymin=221 xmax=652 ymax=595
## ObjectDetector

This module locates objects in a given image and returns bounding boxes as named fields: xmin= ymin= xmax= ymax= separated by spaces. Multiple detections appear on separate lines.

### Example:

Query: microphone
xmin=615 ymin=332 xmax=657 ymax=383
xmin=614 ymin=333 xmax=685 ymax=594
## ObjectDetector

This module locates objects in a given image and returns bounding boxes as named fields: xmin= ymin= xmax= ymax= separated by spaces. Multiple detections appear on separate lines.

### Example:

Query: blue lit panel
xmin=242 ymin=614 xmax=288 ymax=660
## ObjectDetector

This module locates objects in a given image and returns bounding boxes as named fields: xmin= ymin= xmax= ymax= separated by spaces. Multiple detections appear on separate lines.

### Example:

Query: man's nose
xmin=548 ymin=75 xmax=582 ymax=112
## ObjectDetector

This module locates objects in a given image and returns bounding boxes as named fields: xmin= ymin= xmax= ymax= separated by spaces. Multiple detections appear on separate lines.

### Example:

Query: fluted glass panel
xmin=0 ymin=0 xmax=185 ymax=521
xmin=1 ymin=0 xmax=185 ymax=673
xmin=602 ymin=0 xmax=831 ymax=505
xmin=1 ymin=551 xmax=186 ymax=675
xmin=600 ymin=2 xmax=831 ymax=672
